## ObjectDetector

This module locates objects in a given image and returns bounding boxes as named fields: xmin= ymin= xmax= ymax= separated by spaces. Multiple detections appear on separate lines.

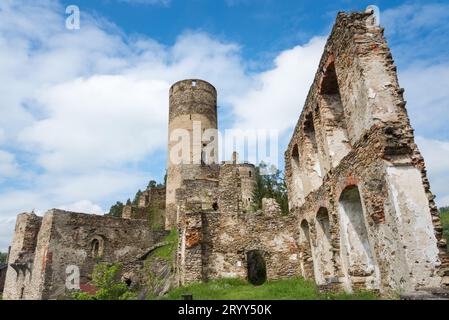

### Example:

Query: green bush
xmin=72 ymin=263 xmax=136 ymax=300
xmin=0 ymin=252 xmax=7 ymax=264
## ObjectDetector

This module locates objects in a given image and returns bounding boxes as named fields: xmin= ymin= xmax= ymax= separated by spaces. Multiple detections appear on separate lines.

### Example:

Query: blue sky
xmin=0 ymin=0 xmax=448 ymax=251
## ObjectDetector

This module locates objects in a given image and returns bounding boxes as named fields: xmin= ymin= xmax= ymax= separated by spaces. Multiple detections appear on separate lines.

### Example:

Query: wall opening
xmin=91 ymin=237 xmax=104 ymax=258
xmin=300 ymin=220 xmax=314 ymax=279
xmin=318 ymin=59 xmax=351 ymax=168
xmin=314 ymin=207 xmax=335 ymax=285
xmin=301 ymin=113 xmax=322 ymax=192
xmin=246 ymin=250 xmax=267 ymax=286
xmin=289 ymin=144 xmax=305 ymax=207
xmin=338 ymin=186 xmax=377 ymax=289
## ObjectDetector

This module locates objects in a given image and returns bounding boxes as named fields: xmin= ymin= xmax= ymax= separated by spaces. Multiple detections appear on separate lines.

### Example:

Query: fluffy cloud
xmin=0 ymin=0 xmax=448 ymax=252
xmin=0 ymin=0 xmax=274 ymax=250
xmin=58 ymin=200 xmax=104 ymax=215
xmin=231 ymin=37 xmax=325 ymax=133
xmin=415 ymin=136 xmax=449 ymax=207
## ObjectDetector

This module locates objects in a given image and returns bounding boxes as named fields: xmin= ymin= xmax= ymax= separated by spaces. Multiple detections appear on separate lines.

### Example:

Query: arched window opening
xmin=301 ymin=112 xmax=322 ymax=192
xmin=319 ymin=58 xmax=351 ymax=168
xmin=91 ymin=237 xmax=104 ymax=258
xmin=246 ymin=250 xmax=267 ymax=286
xmin=304 ymin=112 xmax=318 ymax=153
xmin=289 ymin=143 xmax=305 ymax=208
xmin=314 ymin=207 xmax=335 ymax=285
xmin=339 ymin=185 xmax=378 ymax=289
xmin=300 ymin=220 xmax=315 ymax=280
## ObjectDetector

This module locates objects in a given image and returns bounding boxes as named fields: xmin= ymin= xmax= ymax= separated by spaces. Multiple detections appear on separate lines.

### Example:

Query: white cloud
xmin=231 ymin=36 xmax=325 ymax=133
xmin=58 ymin=200 xmax=104 ymax=215
xmin=399 ymin=63 xmax=449 ymax=139
xmin=0 ymin=150 xmax=20 ymax=181
xmin=19 ymin=76 xmax=169 ymax=173
xmin=415 ymin=136 xmax=449 ymax=207
xmin=1 ymin=0 xmax=447 ymax=253
xmin=0 ymin=0 xmax=255 ymax=250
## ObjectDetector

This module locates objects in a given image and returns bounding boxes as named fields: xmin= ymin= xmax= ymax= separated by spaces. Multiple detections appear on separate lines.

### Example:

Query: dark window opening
xmin=91 ymin=239 xmax=99 ymax=257
xmin=212 ymin=202 xmax=219 ymax=211
xmin=125 ymin=278 xmax=132 ymax=287
xmin=304 ymin=112 xmax=318 ymax=152
xmin=247 ymin=250 xmax=267 ymax=286
xmin=320 ymin=61 xmax=339 ymax=94
xmin=292 ymin=144 xmax=299 ymax=163
xmin=249 ymin=171 xmax=252 ymax=177
xmin=20 ymin=287 xmax=25 ymax=299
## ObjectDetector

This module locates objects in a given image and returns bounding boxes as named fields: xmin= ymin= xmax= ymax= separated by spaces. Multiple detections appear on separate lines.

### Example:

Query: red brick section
xmin=79 ymin=283 xmax=98 ymax=295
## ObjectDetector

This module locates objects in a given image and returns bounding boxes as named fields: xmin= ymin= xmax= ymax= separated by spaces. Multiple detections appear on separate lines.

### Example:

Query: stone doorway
xmin=246 ymin=250 xmax=267 ymax=286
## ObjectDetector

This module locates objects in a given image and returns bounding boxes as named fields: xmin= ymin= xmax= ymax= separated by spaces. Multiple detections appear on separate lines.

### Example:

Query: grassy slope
xmin=161 ymin=278 xmax=379 ymax=300
xmin=151 ymin=228 xmax=178 ymax=260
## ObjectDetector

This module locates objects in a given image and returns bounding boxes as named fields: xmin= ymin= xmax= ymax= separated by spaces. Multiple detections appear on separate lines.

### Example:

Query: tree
xmin=147 ymin=177 xmax=166 ymax=190
xmin=107 ymin=201 xmax=124 ymax=218
xmin=147 ymin=180 xmax=157 ymax=189
xmin=132 ymin=190 xmax=143 ymax=206
xmin=0 ymin=252 xmax=7 ymax=264
xmin=126 ymin=198 xmax=132 ymax=206
xmin=72 ymin=263 xmax=136 ymax=300
xmin=252 ymin=163 xmax=289 ymax=215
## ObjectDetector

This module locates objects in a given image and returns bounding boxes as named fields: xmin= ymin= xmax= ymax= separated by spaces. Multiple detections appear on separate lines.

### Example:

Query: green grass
xmin=152 ymin=228 xmax=178 ymax=261
xmin=159 ymin=277 xmax=379 ymax=300
xmin=440 ymin=207 xmax=449 ymax=251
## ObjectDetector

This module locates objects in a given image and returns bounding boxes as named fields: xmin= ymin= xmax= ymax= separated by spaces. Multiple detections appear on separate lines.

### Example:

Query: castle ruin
xmin=3 ymin=10 xmax=448 ymax=299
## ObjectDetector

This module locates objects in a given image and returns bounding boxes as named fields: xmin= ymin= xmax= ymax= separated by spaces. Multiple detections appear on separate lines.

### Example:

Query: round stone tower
xmin=166 ymin=79 xmax=219 ymax=229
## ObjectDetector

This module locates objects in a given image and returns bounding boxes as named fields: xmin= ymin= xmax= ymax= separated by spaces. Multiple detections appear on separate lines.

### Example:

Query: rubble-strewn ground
xmin=159 ymin=278 xmax=380 ymax=300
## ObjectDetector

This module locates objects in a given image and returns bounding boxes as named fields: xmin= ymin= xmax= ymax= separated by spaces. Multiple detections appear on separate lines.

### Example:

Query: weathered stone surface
xmin=284 ymin=11 xmax=448 ymax=294
xmin=3 ymin=210 xmax=167 ymax=300
xmin=4 ymin=9 xmax=447 ymax=300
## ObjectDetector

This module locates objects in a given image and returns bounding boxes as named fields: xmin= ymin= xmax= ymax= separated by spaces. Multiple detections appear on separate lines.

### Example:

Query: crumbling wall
xmin=122 ymin=187 xmax=166 ymax=228
xmin=3 ymin=213 xmax=42 ymax=300
xmin=177 ymin=164 xmax=300 ymax=285
xmin=4 ymin=210 xmax=167 ymax=300
xmin=237 ymin=163 xmax=256 ymax=211
xmin=284 ymin=11 xmax=448 ymax=293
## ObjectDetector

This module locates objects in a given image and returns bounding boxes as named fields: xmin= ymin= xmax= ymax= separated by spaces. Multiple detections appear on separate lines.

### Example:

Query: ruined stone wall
xmin=176 ymin=177 xmax=219 ymax=285
xmin=237 ymin=163 xmax=256 ymax=212
xmin=177 ymin=163 xmax=300 ymax=285
xmin=166 ymin=79 xmax=219 ymax=230
xmin=123 ymin=187 xmax=166 ymax=228
xmin=284 ymin=11 xmax=448 ymax=293
xmin=4 ymin=210 xmax=167 ymax=300
xmin=3 ymin=213 xmax=42 ymax=300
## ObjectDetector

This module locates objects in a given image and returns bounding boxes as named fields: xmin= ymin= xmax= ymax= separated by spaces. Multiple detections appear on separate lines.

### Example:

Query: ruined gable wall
xmin=284 ymin=11 xmax=448 ymax=293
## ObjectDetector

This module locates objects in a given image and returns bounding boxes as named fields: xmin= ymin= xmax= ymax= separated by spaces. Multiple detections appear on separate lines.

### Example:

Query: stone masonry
xmin=3 ymin=9 xmax=448 ymax=299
